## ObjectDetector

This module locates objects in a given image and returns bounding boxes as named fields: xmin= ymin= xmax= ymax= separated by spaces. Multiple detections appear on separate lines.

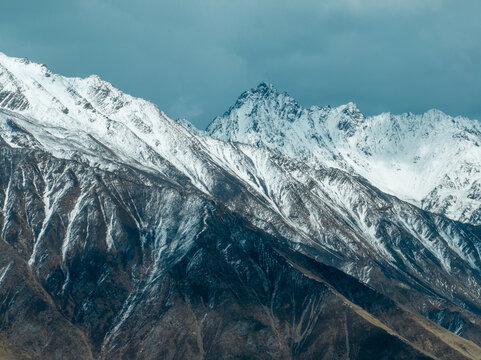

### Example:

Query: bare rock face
xmin=0 ymin=146 xmax=442 ymax=360
xmin=0 ymin=52 xmax=481 ymax=359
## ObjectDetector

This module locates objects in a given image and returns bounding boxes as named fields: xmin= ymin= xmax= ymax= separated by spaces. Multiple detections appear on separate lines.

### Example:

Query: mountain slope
xmin=208 ymin=82 xmax=481 ymax=225
xmin=1 ymin=52 xmax=481 ymax=359
xmin=2 ymin=140 xmax=460 ymax=360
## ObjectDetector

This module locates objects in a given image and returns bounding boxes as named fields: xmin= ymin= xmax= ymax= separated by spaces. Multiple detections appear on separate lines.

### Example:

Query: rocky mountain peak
xmin=250 ymin=80 xmax=276 ymax=94
xmin=335 ymin=101 xmax=365 ymax=136
xmin=340 ymin=101 xmax=362 ymax=117
xmin=208 ymin=82 xmax=481 ymax=226
xmin=206 ymin=82 xmax=304 ymax=143
xmin=2 ymin=51 xmax=481 ymax=359
xmin=239 ymin=81 xmax=282 ymax=99
xmin=232 ymin=81 xmax=299 ymax=112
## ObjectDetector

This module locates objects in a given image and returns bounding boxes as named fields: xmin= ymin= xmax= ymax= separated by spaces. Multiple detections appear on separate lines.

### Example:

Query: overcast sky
xmin=1 ymin=0 xmax=480 ymax=128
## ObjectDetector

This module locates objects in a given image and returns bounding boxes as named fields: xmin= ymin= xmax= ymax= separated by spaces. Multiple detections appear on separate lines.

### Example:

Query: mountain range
xmin=1 ymin=52 xmax=481 ymax=359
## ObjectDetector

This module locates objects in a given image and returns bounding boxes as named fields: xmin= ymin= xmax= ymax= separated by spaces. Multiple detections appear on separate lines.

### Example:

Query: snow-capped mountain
xmin=1 ymin=52 xmax=481 ymax=359
xmin=208 ymin=82 xmax=481 ymax=225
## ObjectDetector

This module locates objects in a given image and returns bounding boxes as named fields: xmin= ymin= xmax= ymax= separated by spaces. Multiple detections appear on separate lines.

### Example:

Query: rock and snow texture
xmin=2 ymin=51 xmax=481 ymax=287
xmin=2 ymin=52 xmax=481 ymax=359
xmin=5 ymin=51 xmax=481 ymax=227
xmin=208 ymin=82 xmax=481 ymax=225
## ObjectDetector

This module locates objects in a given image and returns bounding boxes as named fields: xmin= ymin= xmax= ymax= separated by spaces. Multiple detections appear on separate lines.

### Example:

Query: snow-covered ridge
xmin=2 ymin=50 xmax=481 ymax=225
xmin=208 ymin=82 xmax=481 ymax=225
xmin=3 ymin=52 xmax=481 ymax=340
xmin=0 ymin=51 xmax=239 ymax=194
xmin=1 ymin=50 xmax=481 ymax=270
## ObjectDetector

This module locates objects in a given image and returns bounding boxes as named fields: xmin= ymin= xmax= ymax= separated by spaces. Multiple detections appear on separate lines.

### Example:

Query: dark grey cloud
xmin=1 ymin=0 xmax=480 ymax=128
